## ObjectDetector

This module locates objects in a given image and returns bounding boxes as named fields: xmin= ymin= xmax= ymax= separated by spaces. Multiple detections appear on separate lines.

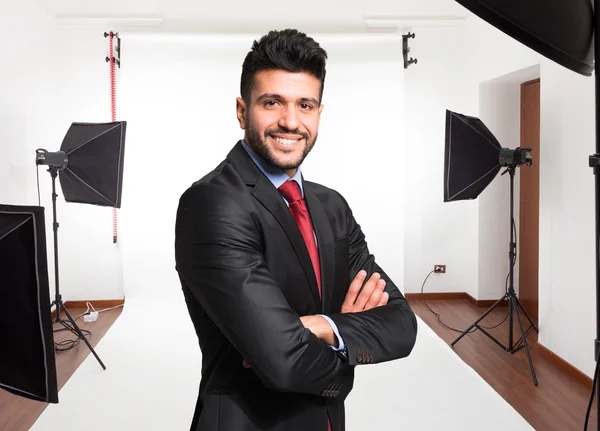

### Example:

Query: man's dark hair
xmin=240 ymin=29 xmax=328 ymax=105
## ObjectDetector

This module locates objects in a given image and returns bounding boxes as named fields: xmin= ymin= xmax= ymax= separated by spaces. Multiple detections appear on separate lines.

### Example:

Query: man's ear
xmin=236 ymin=97 xmax=247 ymax=130
xmin=317 ymin=103 xmax=324 ymax=125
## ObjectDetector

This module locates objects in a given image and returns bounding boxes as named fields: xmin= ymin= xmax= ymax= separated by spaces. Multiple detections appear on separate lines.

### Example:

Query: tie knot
xmin=279 ymin=180 xmax=302 ymax=203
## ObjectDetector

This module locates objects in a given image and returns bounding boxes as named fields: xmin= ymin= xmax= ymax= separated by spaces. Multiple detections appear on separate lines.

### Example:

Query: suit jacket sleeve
xmin=325 ymin=193 xmax=418 ymax=366
xmin=175 ymin=183 xmax=354 ymax=397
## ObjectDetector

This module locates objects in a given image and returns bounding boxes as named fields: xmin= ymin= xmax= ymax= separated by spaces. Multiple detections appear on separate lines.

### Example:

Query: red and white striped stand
xmin=104 ymin=31 xmax=121 ymax=243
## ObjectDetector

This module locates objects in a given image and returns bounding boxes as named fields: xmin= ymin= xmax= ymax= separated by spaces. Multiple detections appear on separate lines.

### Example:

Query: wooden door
xmin=519 ymin=79 xmax=540 ymax=321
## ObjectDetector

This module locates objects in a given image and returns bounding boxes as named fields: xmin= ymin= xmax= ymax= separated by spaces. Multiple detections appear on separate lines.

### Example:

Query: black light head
xmin=35 ymin=149 xmax=68 ymax=170
xmin=499 ymin=147 xmax=533 ymax=167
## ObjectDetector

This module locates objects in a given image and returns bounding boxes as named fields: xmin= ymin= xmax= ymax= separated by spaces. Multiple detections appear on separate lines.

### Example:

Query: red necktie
xmin=278 ymin=180 xmax=332 ymax=431
xmin=278 ymin=180 xmax=322 ymax=297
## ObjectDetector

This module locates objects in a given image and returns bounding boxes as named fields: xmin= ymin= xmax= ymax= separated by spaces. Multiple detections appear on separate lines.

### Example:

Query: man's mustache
xmin=265 ymin=128 xmax=309 ymax=140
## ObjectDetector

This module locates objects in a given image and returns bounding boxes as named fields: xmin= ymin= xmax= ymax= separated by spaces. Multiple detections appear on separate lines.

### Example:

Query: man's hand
xmin=342 ymin=270 xmax=388 ymax=313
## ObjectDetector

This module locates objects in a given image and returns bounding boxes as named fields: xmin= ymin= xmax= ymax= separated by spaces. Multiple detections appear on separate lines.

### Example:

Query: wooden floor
xmin=408 ymin=298 xmax=596 ymax=431
xmin=0 ymin=307 xmax=123 ymax=431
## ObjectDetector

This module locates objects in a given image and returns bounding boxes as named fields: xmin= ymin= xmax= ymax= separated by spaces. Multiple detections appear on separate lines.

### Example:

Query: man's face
xmin=236 ymin=69 xmax=324 ymax=177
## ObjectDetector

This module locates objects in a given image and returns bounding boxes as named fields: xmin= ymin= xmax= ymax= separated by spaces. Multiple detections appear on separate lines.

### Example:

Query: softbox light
xmin=0 ymin=205 xmax=58 ymax=403
xmin=32 ymin=121 xmax=127 ymax=373
xmin=444 ymin=110 xmax=502 ymax=202
xmin=36 ymin=121 xmax=127 ymax=208
xmin=455 ymin=0 xmax=594 ymax=77
xmin=444 ymin=110 xmax=532 ymax=202
xmin=444 ymin=108 xmax=537 ymax=384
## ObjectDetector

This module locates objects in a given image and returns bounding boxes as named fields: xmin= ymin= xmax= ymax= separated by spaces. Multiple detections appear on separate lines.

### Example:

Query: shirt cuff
xmin=317 ymin=314 xmax=345 ymax=351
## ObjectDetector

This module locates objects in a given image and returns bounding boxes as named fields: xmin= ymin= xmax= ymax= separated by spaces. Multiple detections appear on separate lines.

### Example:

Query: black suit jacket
xmin=175 ymin=141 xmax=418 ymax=431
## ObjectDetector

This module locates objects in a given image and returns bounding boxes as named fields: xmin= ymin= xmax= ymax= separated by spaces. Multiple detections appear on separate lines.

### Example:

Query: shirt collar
xmin=241 ymin=140 xmax=304 ymax=196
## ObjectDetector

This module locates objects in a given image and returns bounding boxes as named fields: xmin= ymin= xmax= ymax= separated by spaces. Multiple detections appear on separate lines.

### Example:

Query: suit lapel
xmin=227 ymin=142 xmax=321 ymax=307
xmin=304 ymin=183 xmax=335 ymax=314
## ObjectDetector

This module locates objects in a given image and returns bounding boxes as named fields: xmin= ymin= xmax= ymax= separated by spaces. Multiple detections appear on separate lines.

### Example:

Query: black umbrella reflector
xmin=0 ymin=205 xmax=58 ymax=403
xmin=36 ymin=122 xmax=127 ymax=208
xmin=455 ymin=0 xmax=594 ymax=77
xmin=60 ymin=121 xmax=126 ymax=208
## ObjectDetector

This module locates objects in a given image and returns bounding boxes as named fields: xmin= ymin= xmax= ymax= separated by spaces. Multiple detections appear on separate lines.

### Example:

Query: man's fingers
xmin=367 ymin=279 xmax=386 ymax=309
xmin=353 ymin=273 xmax=381 ymax=310
xmin=377 ymin=292 xmax=389 ymax=307
xmin=342 ymin=270 xmax=367 ymax=311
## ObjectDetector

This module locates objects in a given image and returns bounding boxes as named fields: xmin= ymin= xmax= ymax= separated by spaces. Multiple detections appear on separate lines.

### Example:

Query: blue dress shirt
xmin=241 ymin=140 xmax=345 ymax=351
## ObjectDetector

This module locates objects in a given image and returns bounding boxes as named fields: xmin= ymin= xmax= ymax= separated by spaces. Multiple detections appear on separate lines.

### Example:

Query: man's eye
xmin=300 ymin=103 xmax=312 ymax=110
xmin=265 ymin=100 xmax=278 ymax=107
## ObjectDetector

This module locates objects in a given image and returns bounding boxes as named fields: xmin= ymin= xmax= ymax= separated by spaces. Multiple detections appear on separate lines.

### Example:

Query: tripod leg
xmin=452 ymin=294 xmax=508 ymax=347
xmin=514 ymin=296 xmax=539 ymax=333
xmin=512 ymin=296 xmax=538 ymax=386
xmin=509 ymin=291 xmax=514 ymax=351
xmin=61 ymin=305 xmax=106 ymax=370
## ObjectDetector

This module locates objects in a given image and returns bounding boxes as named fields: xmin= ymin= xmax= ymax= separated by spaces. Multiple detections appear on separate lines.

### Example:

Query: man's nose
xmin=278 ymin=105 xmax=299 ymax=131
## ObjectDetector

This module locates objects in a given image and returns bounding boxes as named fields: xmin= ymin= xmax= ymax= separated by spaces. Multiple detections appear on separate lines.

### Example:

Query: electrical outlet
xmin=434 ymin=265 xmax=446 ymax=273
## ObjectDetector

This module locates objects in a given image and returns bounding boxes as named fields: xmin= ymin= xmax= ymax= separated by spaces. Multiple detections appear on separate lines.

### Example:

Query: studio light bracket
xmin=402 ymin=32 xmax=418 ymax=69
xmin=104 ymin=31 xmax=121 ymax=68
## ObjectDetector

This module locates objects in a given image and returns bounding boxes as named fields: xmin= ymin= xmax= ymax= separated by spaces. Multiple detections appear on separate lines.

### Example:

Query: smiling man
xmin=175 ymin=29 xmax=418 ymax=431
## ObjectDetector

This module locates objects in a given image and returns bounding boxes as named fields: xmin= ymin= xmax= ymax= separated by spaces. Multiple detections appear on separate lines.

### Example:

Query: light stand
xmin=33 ymin=121 xmax=126 ymax=372
xmin=451 ymin=164 xmax=538 ymax=385
xmin=47 ymin=166 xmax=106 ymax=370
xmin=591 ymin=1 xmax=600 ymax=424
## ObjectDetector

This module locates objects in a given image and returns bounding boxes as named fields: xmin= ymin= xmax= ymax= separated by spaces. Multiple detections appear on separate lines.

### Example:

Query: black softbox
xmin=0 ymin=205 xmax=58 ymax=403
xmin=455 ymin=0 xmax=594 ymax=77
xmin=58 ymin=122 xmax=126 ymax=208
xmin=444 ymin=110 xmax=503 ymax=202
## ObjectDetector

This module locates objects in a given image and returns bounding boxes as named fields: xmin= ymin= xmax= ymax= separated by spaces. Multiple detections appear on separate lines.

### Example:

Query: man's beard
xmin=245 ymin=122 xmax=317 ymax=171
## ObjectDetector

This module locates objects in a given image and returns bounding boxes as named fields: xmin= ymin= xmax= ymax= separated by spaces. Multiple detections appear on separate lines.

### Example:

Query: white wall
xmin=402 ymin=25 xmax=479 ymax=299
xmin=113 ymin=32 xmax=406 ymax=301
xmin=1 ymin=2 xmax=61 ymax=303
xmin=2 ymin=2 xmax=125 ymax=303
xmin=0 ymin=2 xmax=55 ymax=206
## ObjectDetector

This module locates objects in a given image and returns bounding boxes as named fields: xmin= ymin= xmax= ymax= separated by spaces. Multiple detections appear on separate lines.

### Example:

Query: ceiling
xmin=36 ymin=0 xmax=469 ymax=33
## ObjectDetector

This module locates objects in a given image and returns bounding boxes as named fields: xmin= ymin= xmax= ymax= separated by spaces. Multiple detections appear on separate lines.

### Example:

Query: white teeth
xmin=274 ymin=137 xmax=298 ymax=145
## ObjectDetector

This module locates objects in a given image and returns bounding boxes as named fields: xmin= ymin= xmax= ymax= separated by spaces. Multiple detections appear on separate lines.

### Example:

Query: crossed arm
xmin=175 ymin=184 xmax=417 ymax=396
